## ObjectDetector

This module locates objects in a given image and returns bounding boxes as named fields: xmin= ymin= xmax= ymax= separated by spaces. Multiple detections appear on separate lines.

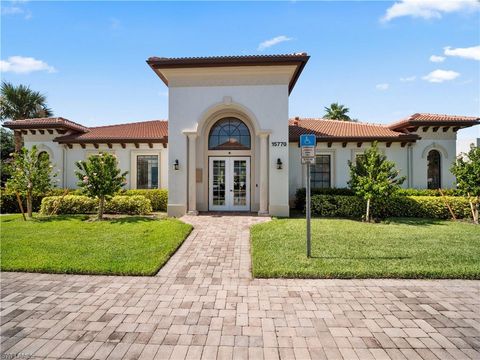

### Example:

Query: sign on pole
xmin=300 ymin=134 xmax=316 ymax=258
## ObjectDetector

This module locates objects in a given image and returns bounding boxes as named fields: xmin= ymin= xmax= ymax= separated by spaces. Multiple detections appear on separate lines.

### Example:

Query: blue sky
xmin=2 ymin=1 xmax=479 ymax=138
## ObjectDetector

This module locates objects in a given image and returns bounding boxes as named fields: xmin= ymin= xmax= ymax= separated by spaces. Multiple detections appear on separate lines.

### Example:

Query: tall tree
xmin=324 ymin=102 xmax=351 ymax=121
xmin=75 ymin=153 xmax=128 ymax=220
xmin=451 ymin=146 xmax=480 ymax=224
xmin=348 ymin=142 xmax=406 ymax=222
xmin=5 ymin=146 xmax=56 ymax=218
xmin=0 ymin=127 xmax=15 ymax=186
xmin=0 ymin=82 xmax=53 ymax=152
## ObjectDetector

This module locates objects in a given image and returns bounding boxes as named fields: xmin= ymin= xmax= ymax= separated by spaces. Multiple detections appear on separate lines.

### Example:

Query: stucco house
xmin=4 ymin=53 xmax=479 ymax=217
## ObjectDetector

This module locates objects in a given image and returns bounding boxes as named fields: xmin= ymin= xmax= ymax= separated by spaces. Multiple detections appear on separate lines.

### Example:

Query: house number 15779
xmin=271 ymin=142 xmax=287 ymax=147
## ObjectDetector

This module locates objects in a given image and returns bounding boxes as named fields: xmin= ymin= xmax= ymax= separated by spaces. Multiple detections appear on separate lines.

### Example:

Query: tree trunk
xmin=468 ymin=194 xmax=479 ymax=225
xmin=26 ymin=191 xmax=33 ymax=218
xmin=473 ymin=198 xmax=479 ymax=225
xmin=98 ymin=196 xmax=105 ymax=220
xmin=14 ymin=130 xmax=23 ymax=153
xmin=366 ymin=198 xmax=371 ymax=222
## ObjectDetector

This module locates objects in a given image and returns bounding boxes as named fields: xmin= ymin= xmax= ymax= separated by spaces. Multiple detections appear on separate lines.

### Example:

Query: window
xmin=137 ymin=155 xmax=159 ymax=189
xmin=311 ymin=155 xmax=331 ymax=188
xmin=208 ymin=118 xmax=251 ymax=150
xmin=427 ymin=150 xmax=441 ymax=189
xmin=38 ymin=151 xmax=50 ymax=161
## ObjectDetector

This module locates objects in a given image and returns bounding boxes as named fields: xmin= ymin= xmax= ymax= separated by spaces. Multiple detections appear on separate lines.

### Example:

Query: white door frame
xmin=208 ymin=156 xmax=250 ymax=212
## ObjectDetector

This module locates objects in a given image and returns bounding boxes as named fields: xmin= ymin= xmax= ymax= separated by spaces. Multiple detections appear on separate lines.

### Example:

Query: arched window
xmin=427 ymin=150 xmax=441 ymax=189
xmin=208 ymin=118 xmax=251 ymax=150
xmin=38 ymin=151 xmax=50 ymax=161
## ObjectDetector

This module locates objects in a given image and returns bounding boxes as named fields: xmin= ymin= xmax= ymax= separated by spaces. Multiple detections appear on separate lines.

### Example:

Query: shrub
xmin=295 ymin=187 xmax=462 ymax=210
xmin=40 ymin=195 xmax=97 ymax=215
xmin=0 ymin=188 xmax=79 ymax=214
xmin=122 ymin=189 xmax=168 ymax=212
xmin=396 ymin=188 xmax=462 ymax=197
xmin=295 ymin=188 xmax=354 ymax=209
xmin=310 ymin=195 xmax=472 ymax=220
xmin=40 ymin=195 xmax=152 ymax=215
xmin=105 ymin=195 xmax=152 ymax=215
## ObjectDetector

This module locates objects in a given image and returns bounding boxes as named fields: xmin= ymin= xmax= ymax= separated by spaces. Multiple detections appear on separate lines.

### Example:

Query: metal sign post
xmin=300 ymin=134 xmax=316 ymax=258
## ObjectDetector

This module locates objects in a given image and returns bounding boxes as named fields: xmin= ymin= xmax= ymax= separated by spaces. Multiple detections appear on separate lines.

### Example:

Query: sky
xmin=1 ymin=0 xmax=479 ymax=138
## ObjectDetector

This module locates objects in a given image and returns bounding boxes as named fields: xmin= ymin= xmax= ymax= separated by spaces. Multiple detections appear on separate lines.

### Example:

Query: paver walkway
xmin=1 ymin=214 xmax=479 ymax=360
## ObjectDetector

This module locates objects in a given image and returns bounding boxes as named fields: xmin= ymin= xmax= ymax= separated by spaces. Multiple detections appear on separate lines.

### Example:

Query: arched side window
xmin=427 ymin=150 xmax=441 ymax=189
xmin=38 ymin=151 xmax=50 ymax=161
xmin=208 ymin=118 xmax=251 ymax=150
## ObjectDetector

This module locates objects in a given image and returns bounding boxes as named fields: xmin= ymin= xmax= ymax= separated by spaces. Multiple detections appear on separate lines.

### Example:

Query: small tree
xmin=75 ymin=153 xmax=127 ymax=220
xmin=451 ymin=146 xmax=480 ymax=224
xmin=5 ymin=146 xmax=56 ymax=218
xmin=348 ymin=142 xmax=406 ymax=222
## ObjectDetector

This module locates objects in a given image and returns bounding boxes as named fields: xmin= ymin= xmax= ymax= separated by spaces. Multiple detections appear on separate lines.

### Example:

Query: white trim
xmin=130 ymin=150 xmax=162 ymax=189
xmin=209 ymin=156 xmax=251 ymax=211
xmin=421 ymin=142 xmax=449 ymax=159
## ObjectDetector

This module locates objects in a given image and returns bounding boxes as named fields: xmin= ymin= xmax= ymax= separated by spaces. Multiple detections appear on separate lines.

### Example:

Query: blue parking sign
xmin=300 ymin=134 xmax=316 ymax=147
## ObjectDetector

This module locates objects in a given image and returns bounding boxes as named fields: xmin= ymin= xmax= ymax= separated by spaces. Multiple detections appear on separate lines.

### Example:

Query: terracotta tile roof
xmin=55 ymin=120 xmax=168 ymax=143
xmin=3 ymin=117 xmax=89 ymax=133
xmin=389 ymin=113 xmax=480 ymax=131
xmin=289 ymin=118 xmax=419 ymax=142
xmin=147 ymin=53 xmax=310 ymax=94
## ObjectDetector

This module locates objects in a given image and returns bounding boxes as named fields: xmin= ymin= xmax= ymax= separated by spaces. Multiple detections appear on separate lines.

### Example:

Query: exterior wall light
xmin=277 ymin=158 xmax=283 ymax=170
xmin=173 ymin=159 xmax=179 ymax=170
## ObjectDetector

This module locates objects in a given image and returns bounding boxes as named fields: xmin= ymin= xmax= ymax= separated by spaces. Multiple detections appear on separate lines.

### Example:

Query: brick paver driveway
xmin=1 ymin=214 xmax=479 ymax=360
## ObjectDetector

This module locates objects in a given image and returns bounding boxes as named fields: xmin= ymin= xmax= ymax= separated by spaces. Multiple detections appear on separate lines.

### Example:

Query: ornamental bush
xmin=40 ymin=195 xmax=97 ymax=215
xmin=122 ymin=189 xmax=168 ymax=212
xmin=40 ymin=195 xmax=152 ymax=215
xmin=104 ymin=195 xmax=152 ymax=215
xmin=0 ymin=188 xmax=80 ymax=214
xmin=309 ymin=195 xmax=471 ymax=220
xmin=295 ymin=187 xmax=461 ymax=210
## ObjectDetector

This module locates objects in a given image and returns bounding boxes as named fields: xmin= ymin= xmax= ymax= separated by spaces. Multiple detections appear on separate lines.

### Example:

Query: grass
xmin=0 ymin=214 xmax=192 ymax=276
xmin=251 ymin=218 xmax=480 ymax=279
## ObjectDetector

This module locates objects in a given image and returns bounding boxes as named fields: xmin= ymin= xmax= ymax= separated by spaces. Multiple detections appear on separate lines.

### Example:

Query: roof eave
xmin=389 ymin=120 xmax=480 ymax=131
xmin=146 ymin=54 xmax=310 ymax=94
xmin=54 ymin=137 xmax=168 ymax=144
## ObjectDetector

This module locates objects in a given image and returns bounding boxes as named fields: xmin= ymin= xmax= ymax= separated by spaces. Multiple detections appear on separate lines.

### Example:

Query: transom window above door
xmin=208 ymin=118 xmax=251 ymax=150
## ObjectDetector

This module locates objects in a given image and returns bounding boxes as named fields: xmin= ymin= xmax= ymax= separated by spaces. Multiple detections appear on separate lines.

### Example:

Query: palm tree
xmin=0 ymin=82 xmax=53 ymax=152
xmin=323 ymin=102 xmax=351 ymax=121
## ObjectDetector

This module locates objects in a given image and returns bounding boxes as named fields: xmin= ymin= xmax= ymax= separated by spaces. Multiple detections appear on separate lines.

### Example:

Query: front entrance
xmin=209 ymin=157 xmax=250 ymax=211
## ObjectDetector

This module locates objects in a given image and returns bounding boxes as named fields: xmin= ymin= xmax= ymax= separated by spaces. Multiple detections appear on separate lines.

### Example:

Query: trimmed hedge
xmin=0 ymin=189 xmax=82 ymax=214
xmin=310 ymin=195 xmax=472 ymax=220
xmin=1 ymin=188 xmax=168 ymax=213
xmin=40 ymin=195 xmax=97 ymax=215
xmin=295 ymin=187 xmax=462 ymax=210
xmin=122 ymin=189 xmax=167 ymax=212
xmin=105 ymin=195 xmax=152 ymax=215
xmin=40 ymin=195 xmax=152 ymax=215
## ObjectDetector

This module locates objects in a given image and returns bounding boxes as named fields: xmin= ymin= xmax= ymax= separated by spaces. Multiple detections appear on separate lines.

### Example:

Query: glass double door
xmin=209 ymin=157 xmax=250 ymax=211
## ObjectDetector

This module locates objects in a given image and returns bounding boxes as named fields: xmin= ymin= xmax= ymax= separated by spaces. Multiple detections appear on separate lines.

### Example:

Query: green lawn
xmin=251 ymin=218 xmax=480 ymax=279
xmin=1 ymin=214 xmax=192 ymax=276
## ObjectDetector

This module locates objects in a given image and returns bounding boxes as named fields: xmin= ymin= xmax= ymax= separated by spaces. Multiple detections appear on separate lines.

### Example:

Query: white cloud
xmin=376 ymin=83 xmax=390 ymax=91
xmin=1 ymin=1 xmax=32 ymax=19
xmin=429 ymin=55 xmax=445 ymax=63
xmin=422 ymin=69 xmax=460 ymax=83
xmin=0 ymin=56 xmax=56 ymax=74
xmin=400 ymin=76 xmax=416 ymax=82
xmin=381 ymin=0 xmax=479 ymax=22
xmin=258 ymin=35 xmax=293 ymax=51
xmin=444 ymin=45 xmax=480 ymax=61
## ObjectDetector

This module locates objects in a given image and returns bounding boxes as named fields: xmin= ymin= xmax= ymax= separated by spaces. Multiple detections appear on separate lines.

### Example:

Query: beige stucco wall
xmin=23 ymin=133 xmax=168 ymax=190
xmin=166 ymin=66 xmax=294 ymax=217
xmin=288 ymin=127 xmax=460 ymax=203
